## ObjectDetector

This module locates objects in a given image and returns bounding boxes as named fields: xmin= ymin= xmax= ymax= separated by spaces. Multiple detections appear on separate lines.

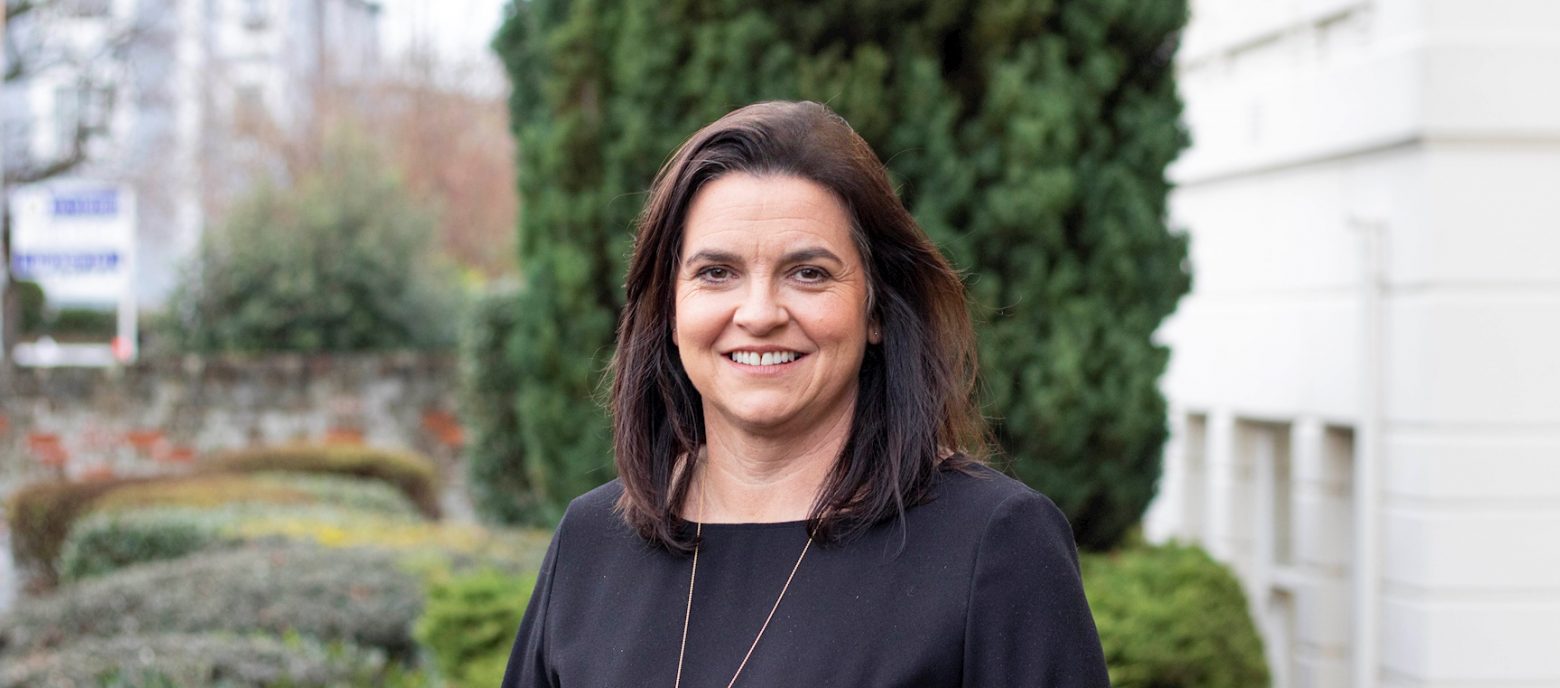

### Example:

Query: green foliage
xmin=458 ymin=288 xmax=547 ymax=525
xmin=163 ymin=131 xmax=463 ymax=354
xmin=47 ymin=306 xmax=118 ymax=340
xmin=14 ymin=279 xmax=46 ymax=335
xmin=0 ymin=632 xmax=392 ymax=688
xmin=414 ymin=569 xmax=535 ymax=688
xmin=1082 ymin=543 xmax=1269 ymax=688
xmin=91 ymin=471 xmax=423 ymax=518
xmin=7 ymin=466 xmax=428 ymax=585
xmin=201 ymin=444 xmax=443 ymax=518
xmin=57 ymin=502 xmax=545 ymax=582
xmin=59 ymin=508 xmax=222 ymax=581
xmin=0 ymin=542 xmax=425 ymax=658
xmin=490 ymin=0 xmax=1191 ymax=546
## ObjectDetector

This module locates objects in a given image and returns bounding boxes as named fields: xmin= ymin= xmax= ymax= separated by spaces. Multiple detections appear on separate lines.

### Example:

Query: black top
xmin=500 ymin=464 xmax=1109 ymax=687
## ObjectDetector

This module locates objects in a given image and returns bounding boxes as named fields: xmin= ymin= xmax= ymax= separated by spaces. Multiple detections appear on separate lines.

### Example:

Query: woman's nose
xmin=733 ymin=283 xmax=788 ymax=335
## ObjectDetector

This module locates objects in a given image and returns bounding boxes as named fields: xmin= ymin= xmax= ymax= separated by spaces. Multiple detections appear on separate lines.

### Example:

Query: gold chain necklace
xmin=673 ymin=480 xmax=814 ymax=688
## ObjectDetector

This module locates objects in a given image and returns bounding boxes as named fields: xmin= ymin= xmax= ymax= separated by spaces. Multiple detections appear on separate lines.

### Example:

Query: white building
xmin=1145 ymin=1 xmax=1560 ymax=687
xmin=3 ymin=0 xmax=382 ymax=313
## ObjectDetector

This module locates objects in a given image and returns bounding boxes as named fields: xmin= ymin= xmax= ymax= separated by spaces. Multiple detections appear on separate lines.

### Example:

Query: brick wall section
xmin=0 ymin=353 xmax=464 ymax=491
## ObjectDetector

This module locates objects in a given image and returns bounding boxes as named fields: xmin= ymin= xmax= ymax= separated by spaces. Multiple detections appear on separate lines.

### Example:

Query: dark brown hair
xmin=610 ymin=101 xmax=983 ymax=550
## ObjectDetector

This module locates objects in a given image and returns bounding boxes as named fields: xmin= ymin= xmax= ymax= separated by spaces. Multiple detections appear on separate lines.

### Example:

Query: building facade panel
xmin=1154 ymin=0 xmax=1560 ymax=685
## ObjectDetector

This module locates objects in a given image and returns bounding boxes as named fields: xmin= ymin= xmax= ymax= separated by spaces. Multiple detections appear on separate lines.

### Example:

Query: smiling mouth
xmin=727 ymin=351 xmax=805 ymax=367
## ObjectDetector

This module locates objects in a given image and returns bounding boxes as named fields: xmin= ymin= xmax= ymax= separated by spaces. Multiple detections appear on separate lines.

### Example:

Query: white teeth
xmin=728 ymin=351 xmax=798 ymax=366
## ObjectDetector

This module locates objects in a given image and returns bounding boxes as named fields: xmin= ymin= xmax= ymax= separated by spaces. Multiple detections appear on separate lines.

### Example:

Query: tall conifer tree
xmin=490 ymin=0 xmax=1190 ymax=549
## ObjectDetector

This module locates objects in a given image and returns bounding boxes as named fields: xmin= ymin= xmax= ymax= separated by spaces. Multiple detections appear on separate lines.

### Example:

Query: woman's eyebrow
xmin=782 ymin=247 xmax=844 ymax=266
xmin=683 ymin=249 xmax=741 ymax=266
xmin=682 ymin=247 xmax=844 ymax=267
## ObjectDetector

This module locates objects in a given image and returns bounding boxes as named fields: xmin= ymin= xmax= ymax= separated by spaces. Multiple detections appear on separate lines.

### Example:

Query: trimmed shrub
xmin=92 ymin=471 xmax=421 ymax=517
xmin=414 ymin=569 xmax=535 ymax=688
xmin=5 ymin=476 xmax=161 ymax=585
xmin=59 ymin=509 xmax=222 ymax=581
xmin=200 ymin=444 xmax=442 ymax=517
xmin=59 ymin=503 xmax=546 ymax=581
xmin=0 ymin=542 xmax=424 ymax=658
xmin=7 ymin=468 xmax=427 ymax=586
xmin=1082 ymin=543 xmax=1269 ymax=688
xmin=0 ymin=632 xmax=392 ymax=688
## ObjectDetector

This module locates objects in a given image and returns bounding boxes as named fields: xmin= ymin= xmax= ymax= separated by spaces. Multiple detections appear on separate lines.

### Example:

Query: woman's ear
xmin=868 ymin=320 xmax=882 ymax=345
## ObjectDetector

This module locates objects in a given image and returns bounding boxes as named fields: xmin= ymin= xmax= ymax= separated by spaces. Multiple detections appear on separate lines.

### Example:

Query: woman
xmin=501 ymin=101 xmax=1108 ymax=687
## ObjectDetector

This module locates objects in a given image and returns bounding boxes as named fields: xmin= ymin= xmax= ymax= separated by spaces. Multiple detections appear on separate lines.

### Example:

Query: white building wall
xmin=1147 ymin=1 xmax=1560 ymax=686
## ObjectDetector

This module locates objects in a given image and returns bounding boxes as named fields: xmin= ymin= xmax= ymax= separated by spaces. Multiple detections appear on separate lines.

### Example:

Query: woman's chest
xmin=547 ymin=534 xmax=968 ymax=688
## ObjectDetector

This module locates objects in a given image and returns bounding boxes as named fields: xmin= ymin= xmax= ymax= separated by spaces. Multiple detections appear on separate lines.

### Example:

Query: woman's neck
xmin=692 ymin=405 xmax=853 ymax=524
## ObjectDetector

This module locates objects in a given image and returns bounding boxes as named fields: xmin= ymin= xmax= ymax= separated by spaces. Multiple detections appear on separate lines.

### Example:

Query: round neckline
xmin=686 ymin=519 xmax=809 ymax=532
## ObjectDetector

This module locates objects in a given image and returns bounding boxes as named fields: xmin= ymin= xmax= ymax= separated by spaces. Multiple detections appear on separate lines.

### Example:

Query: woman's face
xmin=674 ymin=173 xmax=878 ymax=437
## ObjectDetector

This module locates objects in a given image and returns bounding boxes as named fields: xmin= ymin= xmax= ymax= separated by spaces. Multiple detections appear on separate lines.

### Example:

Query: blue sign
xmin=51 ymin=189 xmax=119 ymax=217
xmin=12 ymin=251 xmax=121 ymax=276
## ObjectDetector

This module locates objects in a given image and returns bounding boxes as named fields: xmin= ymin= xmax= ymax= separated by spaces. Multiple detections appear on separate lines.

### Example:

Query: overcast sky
xmin=377 ymin=0 xmax=508 ymax=94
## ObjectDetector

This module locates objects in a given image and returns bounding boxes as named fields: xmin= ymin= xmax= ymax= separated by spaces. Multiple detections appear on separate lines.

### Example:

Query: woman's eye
xmin=697 ymin=267 xmax=732 ymax=281
xmin=794 ymin=267 xmax=829 ymax=282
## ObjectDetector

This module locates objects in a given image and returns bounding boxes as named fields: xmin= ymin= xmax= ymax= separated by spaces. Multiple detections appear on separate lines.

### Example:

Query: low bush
xmin=59 ymin=509 xmax=221 ymax=581
xmin=0 ymin=542 xmax=424 ymax=658
xmin=201 ymin=444 xmax=442 ymax=517
xmin=92 ymin=471 xmax=421 ymax=518
xmin=415 ymin=569 xmax=534 ymax=688
xmin=0 ymin=632 xmax=394 ymax=688
xmin=1082 ymin=543 xmax=1269 ymax=688
xmin=5 ymin=476 xmax=161 ymax=585
xmin=58 ymin=503 xmax=544 ymax=582
xmin=58 ymin=503 xmax=420 ymax=581
xmin=7 ymin=468 xmax=426 ymax=586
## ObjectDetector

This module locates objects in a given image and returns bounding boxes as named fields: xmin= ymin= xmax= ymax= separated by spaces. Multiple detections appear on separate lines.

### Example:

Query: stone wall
xmin=0 ymin=353 xmax=465 ymax=492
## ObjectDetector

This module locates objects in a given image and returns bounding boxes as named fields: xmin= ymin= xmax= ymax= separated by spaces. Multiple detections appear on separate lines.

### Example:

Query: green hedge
xmin=92 ymin=471 xmax=421 ymax=518
xmin=58 ymin=501 xmax=442 ymax=581
xmin=201 ymin=444 xmax=442 ymax=518
xmin=0 ymin=632 xmax=398 ymax=688
xmin=8 ymin=468 xmax=427 ymax=586
xmin=415 ymin=568 xmax=535 ymax=688
xmin=0 ymin=542 xmax=425 ymax=659
xmin=59 ymin=508 xmax=223 ymax=581
xmin=1083 ymin=543 xmax=1269 ymax=688
xmin=5 ymin=475 xmax=161 ymax=586
xmin=458 ymin=288 xmax=547 ymax=525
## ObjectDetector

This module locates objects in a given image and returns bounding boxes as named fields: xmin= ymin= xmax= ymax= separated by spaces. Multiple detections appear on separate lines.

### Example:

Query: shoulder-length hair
xmin=611 ymin=100 xmax=984 ymax=551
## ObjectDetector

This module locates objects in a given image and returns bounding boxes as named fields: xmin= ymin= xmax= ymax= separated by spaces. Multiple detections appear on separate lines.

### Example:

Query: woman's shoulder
xmin=558 ymin=479 xmax=628 ymax=533
xmin=928 ymin=462 xmax=1075 ymax=542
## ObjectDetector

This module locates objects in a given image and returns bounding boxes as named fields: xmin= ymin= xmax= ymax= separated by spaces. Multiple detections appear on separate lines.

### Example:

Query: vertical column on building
xmin=1292 ymin=418 xmax=1356 ymax=687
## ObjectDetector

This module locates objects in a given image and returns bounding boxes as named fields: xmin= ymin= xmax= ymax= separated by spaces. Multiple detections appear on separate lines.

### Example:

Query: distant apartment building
xmin=1145 ymin=1 xmax=1560 ymax=687
xmin=4 ymin=0 xmax=382 ymax=314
